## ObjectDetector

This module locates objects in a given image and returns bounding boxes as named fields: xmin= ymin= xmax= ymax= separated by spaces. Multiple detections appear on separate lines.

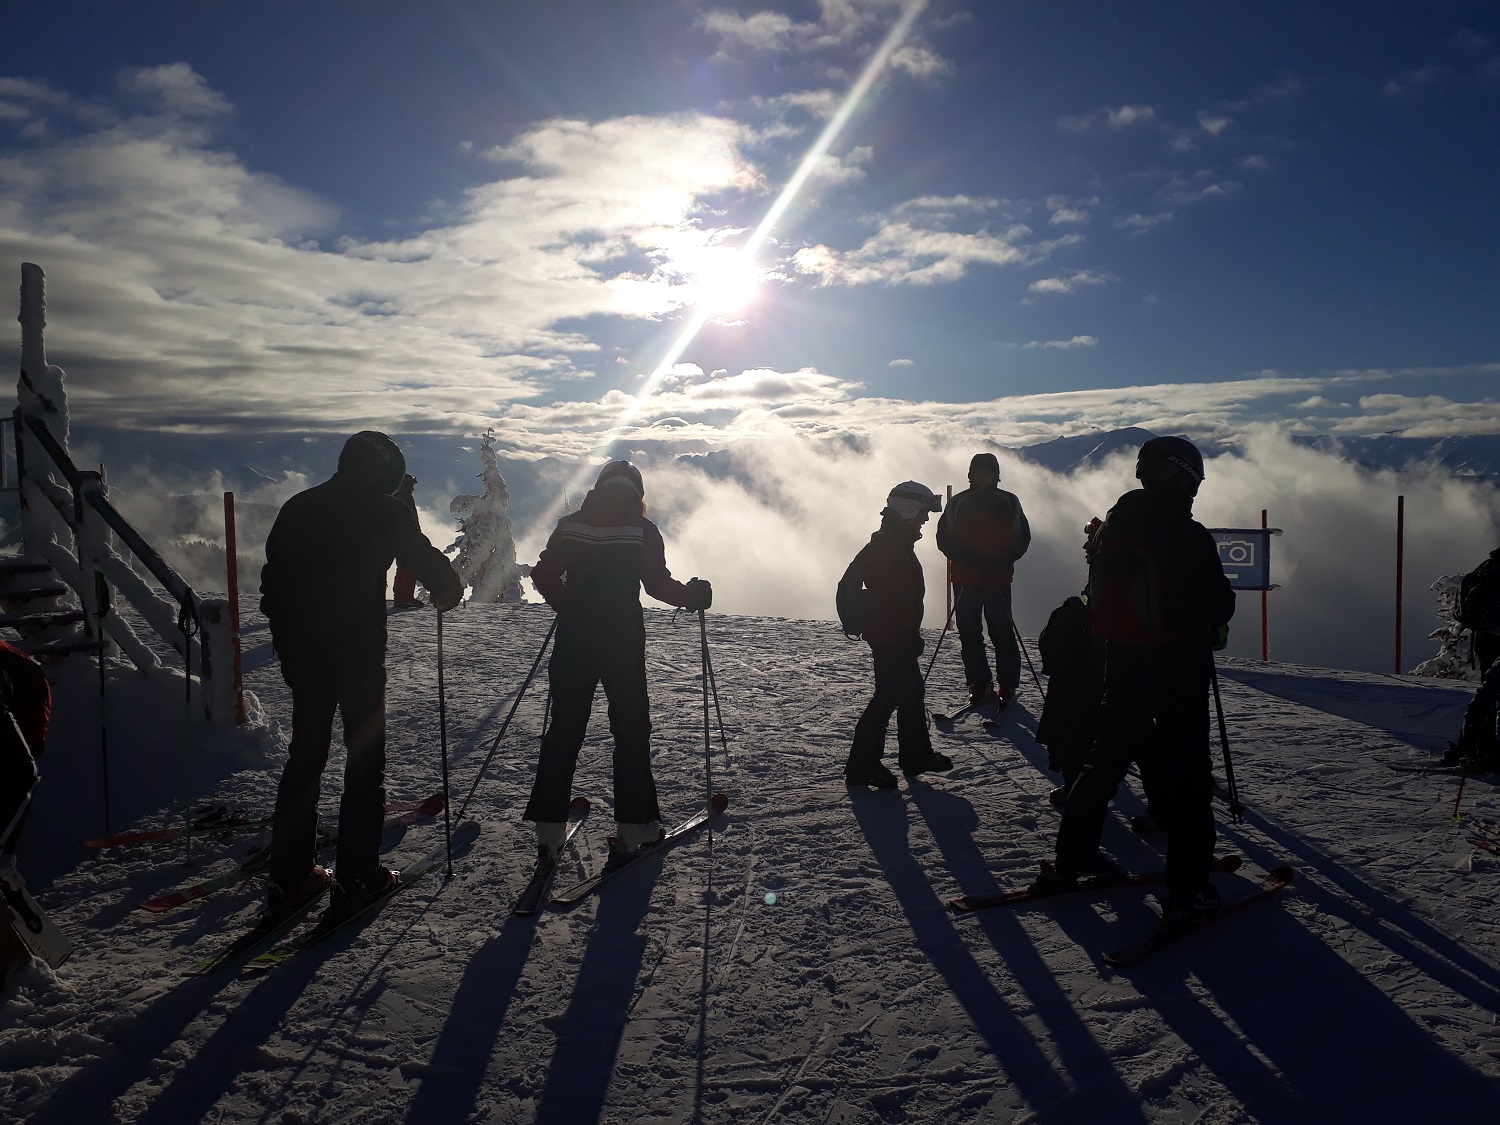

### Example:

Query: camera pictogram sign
xmin=1209 ymin=527 xmax=1281 ymax=591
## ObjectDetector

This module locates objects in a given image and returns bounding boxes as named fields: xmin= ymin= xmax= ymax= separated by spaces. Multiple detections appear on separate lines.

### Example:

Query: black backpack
xmin=836 ymin=546 xmax=873 ymax=638
xmin=1457 ymin=558 xmax=1500 ymax=633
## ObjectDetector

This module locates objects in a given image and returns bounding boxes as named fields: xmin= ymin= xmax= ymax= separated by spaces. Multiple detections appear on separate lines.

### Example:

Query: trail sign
xmin=1209 ymin=527 xmax=1281 ymax=591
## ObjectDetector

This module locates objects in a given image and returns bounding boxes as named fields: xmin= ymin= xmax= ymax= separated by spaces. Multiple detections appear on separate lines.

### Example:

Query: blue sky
xmin=4 ymin=0 xmax=1497 ymax=459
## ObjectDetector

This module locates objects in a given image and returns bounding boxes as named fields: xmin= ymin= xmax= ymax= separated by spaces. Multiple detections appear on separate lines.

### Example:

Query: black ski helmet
xmin=968 ymin=452 xmax=1001 ymax=483
xmin=338 ymin=431 xmax=406 ymax=494
xmin=596 ymin=459 xmax=644 ymax=499
xmin=1136 ymin=436 xmax=1205 ymax=491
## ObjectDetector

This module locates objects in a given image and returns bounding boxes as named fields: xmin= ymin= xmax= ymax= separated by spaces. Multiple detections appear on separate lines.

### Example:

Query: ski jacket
xmin=0 ymin=639 xmax=49 ymax=755
xmin=260 ymin=471 xmax=461 ymax=659
xmin=936 ymin=486 xmax=1030 ymax=588
xmin=531 ymin=488 xmax=695 ymax=627
xmin=1087 ymin=487 xmax=1234 ymax=649
xmin=839 ymin=516 xmax=925 ymax=648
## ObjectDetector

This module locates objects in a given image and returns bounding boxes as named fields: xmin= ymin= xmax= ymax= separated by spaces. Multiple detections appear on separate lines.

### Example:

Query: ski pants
xmin=955 ymin=584 xmax=1020 ymax=694
xmin=524 ymin=622 xmax=661 ymax=825
xmin=1055 ymin=643 xmax=1216 ymax=899
xmin=270 ymin=654 xmax=387 ymax=890
xmin=392 ymin=565 xmax=417 ymax=604
xmin=0 ymin=710 xmax=37 ymax=855
xmin=848 ymin=638 xmax=933 ymax=773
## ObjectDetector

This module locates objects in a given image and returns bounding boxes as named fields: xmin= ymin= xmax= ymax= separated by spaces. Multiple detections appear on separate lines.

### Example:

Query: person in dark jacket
xmin=261 ymin=431 xmax=462 ymax=916
xmin=839 ymin=481 xmax=949 ymax=789
xmin=1034 ymin=587 xmax=1104 ymax=804
xmin=390 ymin=474 xmax=425 ymax=609
xmin=525 ymin=460 xmax=711 ymax=862
xmin=1045 ymin=436 xmax=1235 ymax=928
xmin=936 ymin=453 xmax=1031 ymax=707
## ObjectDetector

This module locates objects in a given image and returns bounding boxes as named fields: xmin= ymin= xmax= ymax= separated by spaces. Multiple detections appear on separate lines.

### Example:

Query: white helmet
xmin=885 ymin=480 xmax=941 ymax=521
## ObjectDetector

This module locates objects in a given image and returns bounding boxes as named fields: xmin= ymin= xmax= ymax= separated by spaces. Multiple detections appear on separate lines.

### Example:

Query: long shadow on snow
xmin=22 ymin=961 xmax=312 ymax=1124
xmin=849 ymin=788 xmax=1091 ymax=1117
xmin=1216 ymin=667 xmax=1471 ymax=755
xmin=904 ymin=780 xmax=1148 ymax=1124
xmin=403 ymin=912 xmax=541 ymax=1123
xmin=531 ymin=860 xmax=661 ymax=1124
xmin=1081 ymin=883 xmax=1500 ymax=1117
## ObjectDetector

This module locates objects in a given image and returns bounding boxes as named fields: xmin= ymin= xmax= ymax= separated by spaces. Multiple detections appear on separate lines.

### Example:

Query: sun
xmin=691 ymin=252 xmax=761 ymax=317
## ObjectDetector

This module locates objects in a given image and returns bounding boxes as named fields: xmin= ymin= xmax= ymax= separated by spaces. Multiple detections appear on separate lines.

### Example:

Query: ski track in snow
xmin=4 ymin=602 xmax=1500 ymax=1123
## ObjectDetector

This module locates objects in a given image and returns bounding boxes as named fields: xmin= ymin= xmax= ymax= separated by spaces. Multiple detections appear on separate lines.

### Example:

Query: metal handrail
xmin=18 ymin=411 xmax=202 ymax=620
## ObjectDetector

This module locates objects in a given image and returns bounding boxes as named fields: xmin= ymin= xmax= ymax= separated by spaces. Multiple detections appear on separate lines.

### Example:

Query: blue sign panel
xmin=1209 ymin=528 xmax=1276 ymax=591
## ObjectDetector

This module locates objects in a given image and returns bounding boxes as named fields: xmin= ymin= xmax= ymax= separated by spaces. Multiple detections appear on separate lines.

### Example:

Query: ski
xmin=1468 ymin=835 xmax=1500 ymax=856
xmin=0 ymin=866 xmax=73 ymax=968
xmin=949 ymin=854 xmax=1243 ymax=915
xmin=979 ymin=698 xmax=1015 ymax=730
xmin=84 ymin=808 xmax=269 ymax=849
xmin=186 ymin=885 xmax=329 ymax=975
xmin=513 ymin=796 xmax=591 ymax=917
xmin=1100 ymin=865 xmax=1295 ymax=970
xmin=94 ymin=792 xmax=444 ymax=852
xmin=139 ymin=796 xmax=445 ymax=914
xmin=243 ymin=819 xmax=482 ymax=974
xmin=931 ymin=702 xmax=979 ymax=724
xmin=551 ymin=793 xmax=729 ymax=907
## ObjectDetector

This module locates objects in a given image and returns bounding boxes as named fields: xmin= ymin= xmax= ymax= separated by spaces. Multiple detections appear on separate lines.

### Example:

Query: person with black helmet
xmin=260 ymin=431 xmax=463 ymax=919
xmin=525 ymin=460 xmax=711 ymax=863
xmin=838 ymin=481 xmax=950 ymax=789
xmin=1042 ymin=435 xmax=1234 ymax=929
xmin=936 ymin=453 xmax=1031 ymax=709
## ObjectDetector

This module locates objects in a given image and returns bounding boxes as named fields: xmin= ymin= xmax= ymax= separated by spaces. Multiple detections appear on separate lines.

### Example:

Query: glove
xmin=1211 ymin=623 xmax=1229 ymax=651
xmin=685 ymin=578 xmax=713 ymax=611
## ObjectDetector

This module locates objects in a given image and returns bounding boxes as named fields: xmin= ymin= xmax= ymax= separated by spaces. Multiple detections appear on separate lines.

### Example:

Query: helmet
xmin=338 ymin=431 xmax=406 ymax=494
xmin=885 ymin=480 xmax=942 ymax=521
xmin=595 ymin=459 xmax=644 ymax=499
xmin=1136 ymin=436 xmax=1204 ymax=492
xmin=968 ymin=452 xmax=1001 ymax=483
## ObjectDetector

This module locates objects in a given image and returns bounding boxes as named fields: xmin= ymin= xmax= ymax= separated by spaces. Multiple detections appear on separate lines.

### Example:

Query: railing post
xmin=224 ymin=492 xmax=246 ymax=723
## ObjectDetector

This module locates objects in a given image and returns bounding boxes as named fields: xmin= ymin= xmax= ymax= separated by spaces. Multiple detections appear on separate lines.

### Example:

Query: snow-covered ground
xmin=4 ymin=601 xmax=1500 ymax=1123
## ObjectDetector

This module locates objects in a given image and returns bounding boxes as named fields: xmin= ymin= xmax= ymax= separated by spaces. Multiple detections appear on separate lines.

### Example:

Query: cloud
xmin=1026 ymin=269 xmax=1116 ymax=296
xmin=1115 ymin=211 xmax=1174 ymax=232
xmin=890 ymin=44 xmax=952 ymax=79
xmin=701 ymin=0 xmax=938 ymax=61
xmin=0 ymin=70 xmax=774 ymax=432
xmin=792 ymin=195 xmax=1078 ymax=286
xmin=1236 ymin=153 xmax=1274 ymax=171
xmin=888 ymin=357 xmax=913 ymax=366
xmin=1018 ymin=335 xmax=1099 ymax=350
xmin=1057 ymin=104 xmax=1156 ymax=131
xmin=1197 ymin=111 xmax=1232 ymax=136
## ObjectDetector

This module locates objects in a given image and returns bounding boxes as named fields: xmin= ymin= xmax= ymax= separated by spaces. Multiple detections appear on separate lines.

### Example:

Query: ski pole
xmin=1209 ymin=660 xmax=1243 ymax=822
xmin=94 ymin=571 xmax=112 ymax=830
xmin=699 ymin=608 xmax=713 ymax=824
xmin=455 ymin=616 xmax=557 ymax=821
xmin=922 ymin=587 xmax=961 ymax=686
xmin=437 ymin=610 xmax=453 ymax=878
xmin=1012 ymin=613 xmax=1044 ymax=699
xmin=703 ymin=634 xmax=730 ymax=760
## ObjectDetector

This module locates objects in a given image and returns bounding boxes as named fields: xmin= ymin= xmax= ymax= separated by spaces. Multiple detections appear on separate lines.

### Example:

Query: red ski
xmin=1100 ymin=865 xmax=1295 ymax=970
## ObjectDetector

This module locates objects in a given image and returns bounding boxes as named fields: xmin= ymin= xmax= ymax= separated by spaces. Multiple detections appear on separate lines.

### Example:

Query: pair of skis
xmin=86 ymin=792 xmax=447 ymax=850
xmin=1 ymin=866 xmax=72 ymax=968
xmin=141 ymin=794 xmax=446 ymax=913
xmin=948 ymin=854 xmax=1294 ymax=969
xmin=189 ymin=815 xmax=479 ymax=976
xmin=931 ymin=697 xmax=1012 ymax=729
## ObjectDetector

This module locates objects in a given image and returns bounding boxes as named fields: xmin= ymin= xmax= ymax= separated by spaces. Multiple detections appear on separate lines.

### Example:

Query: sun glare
xmin=692 ymin=254 xmax=760 ymax=317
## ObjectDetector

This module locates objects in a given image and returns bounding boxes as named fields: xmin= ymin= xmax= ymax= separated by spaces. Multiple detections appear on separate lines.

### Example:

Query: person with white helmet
xmin=837 ymin=481 xmax=951 ymax=789
xmin=1043 ymin=436 xmax=1235 ymax=930
xmin=936 ymin=452 xmax=1031 ymax=710
xmin=526 ymin=460 xmax=712 ymax=863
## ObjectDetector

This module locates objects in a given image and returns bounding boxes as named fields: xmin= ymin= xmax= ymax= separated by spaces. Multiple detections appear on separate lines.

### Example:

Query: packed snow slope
xmin=4 ymin=602 xmax=1500 ymax=1124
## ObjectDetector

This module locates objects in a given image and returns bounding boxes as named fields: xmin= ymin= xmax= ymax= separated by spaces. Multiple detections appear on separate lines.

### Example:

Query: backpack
xmin=1087 ymin=533 xmax=1178 ymax=646
xmin=836 ymin=546 xmax=873 ymax=638
xmin=1457 ymin=558 xmax=1500 ymax=633
xmin=1038 ymin=595 xmax=1096 ymax=678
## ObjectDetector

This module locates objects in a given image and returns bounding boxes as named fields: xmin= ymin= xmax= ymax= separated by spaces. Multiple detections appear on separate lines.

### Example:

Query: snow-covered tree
xmin=448 ymin=430 xmax=528 ymax=603
xmin=1412 ymin=573 xmax=1480 ymax=681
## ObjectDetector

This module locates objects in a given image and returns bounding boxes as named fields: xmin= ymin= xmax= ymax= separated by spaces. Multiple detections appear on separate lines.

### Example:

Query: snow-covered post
xmin=196 ymin=599 xmax=237 ymax=724
xmin=449 ymin=429 xmax=530 ymax=603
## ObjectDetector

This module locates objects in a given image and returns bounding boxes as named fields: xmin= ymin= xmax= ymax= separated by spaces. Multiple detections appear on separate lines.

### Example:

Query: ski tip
xmin=710 ymin=792 xmax=729 ymax=813
xmin=569 ymin=795 xmax=591 ymax=812
xmin=1267 ymin=865 xmax=1295 ymax=885
xmin=420 ymin=794 xmax=447 ymax=815
xmin=1219 ymin=854 xmax=1244 ymax=873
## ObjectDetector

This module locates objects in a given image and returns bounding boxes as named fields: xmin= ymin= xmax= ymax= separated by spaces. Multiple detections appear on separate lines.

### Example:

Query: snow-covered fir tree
xmin=1412 ymin=573 xmax=1479 ymax=681
xmin=448 ymin=430 xmax=528 ymax=603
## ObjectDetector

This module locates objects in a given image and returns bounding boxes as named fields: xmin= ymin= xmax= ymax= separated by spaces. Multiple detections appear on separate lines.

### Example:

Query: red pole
xmin=1395 ymin=494 xmax=1405 ymax=675
xmin=224 ymin=492 xmax=246 ymax=724
xmin=945 ymin=484 xmax=953 ymax=619
xmin=1260 ymin=508 xmax=1269 ymax=662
